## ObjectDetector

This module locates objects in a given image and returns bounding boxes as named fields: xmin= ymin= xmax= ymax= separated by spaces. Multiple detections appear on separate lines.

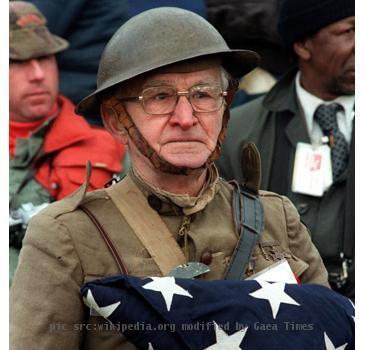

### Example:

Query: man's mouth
xmin=25 ymin=90 xmax=50 ymax=98
xmin=164 ymin=138 xmax=202 ymax=144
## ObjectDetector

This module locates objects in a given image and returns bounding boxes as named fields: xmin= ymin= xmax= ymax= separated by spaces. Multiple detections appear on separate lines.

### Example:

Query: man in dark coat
xmin=217 ymin=0 xmax=355 ymax=300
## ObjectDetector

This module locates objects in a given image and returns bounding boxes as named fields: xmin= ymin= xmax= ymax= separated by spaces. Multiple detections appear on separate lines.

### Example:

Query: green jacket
xmin=10 ymin=167 xmax=328 ymax=349
xmin=217 ymin=69 xmax=355 ymax=299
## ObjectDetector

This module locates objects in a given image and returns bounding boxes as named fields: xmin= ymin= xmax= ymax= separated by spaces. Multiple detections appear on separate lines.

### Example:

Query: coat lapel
xmin=285 ymin=111 xmax=310 ymax=148
xmin=257 ymin=115 xmax=275 ymax=189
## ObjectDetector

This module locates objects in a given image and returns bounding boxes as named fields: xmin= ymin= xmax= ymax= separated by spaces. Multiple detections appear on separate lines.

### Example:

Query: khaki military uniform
xmin=10 ymin=166 xmax=328 ymax=350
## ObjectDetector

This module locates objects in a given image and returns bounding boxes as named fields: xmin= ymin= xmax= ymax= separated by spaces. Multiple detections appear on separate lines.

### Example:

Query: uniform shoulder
xmin=258 ymin=190 xmax=299 ymax=218
xmin=258 ymin=189 xmax=293 ymax=203
xmin=217 ymin=185 xmax=286 ymax=203
xmin=38 ymin=184 xmax=107 ymax=220
xmin=217 ymin=177 xmax=234 ymax=190
xmin=258 ymin=189 xmax=283 ymax=198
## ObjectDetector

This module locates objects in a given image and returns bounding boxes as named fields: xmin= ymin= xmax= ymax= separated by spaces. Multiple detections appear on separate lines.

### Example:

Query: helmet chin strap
xmin=103 ymin=84 xmax=237 ymax=175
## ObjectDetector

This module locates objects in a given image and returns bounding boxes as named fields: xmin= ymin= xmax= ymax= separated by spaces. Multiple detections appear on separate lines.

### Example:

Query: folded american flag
xmin=81 ymin=275 xmax=354 ymax=349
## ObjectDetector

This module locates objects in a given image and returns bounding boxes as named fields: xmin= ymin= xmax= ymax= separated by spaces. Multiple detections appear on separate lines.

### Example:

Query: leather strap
xmin=79 ymin=205 xmax=128 ymax=275
xmin=224 ymin=183 xmax=265 ymax=280
xmin=105 ymin=175 xmax=186 ymax=276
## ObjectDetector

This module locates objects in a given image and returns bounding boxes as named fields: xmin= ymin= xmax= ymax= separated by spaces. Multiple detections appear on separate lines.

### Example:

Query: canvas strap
xmin=224 ymin=183 xmax=265 ymax=280
xmin=105 ymin=176 xmax=186 ymax=276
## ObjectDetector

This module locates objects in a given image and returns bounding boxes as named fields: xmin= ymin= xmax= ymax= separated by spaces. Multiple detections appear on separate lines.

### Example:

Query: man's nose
xmin=29 ymin=59 xmax=45 ymax=81
xmin=168 ymin=95 xmax=197 ymax=129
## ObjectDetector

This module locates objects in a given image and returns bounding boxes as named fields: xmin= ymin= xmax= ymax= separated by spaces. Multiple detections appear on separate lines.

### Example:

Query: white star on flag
xmin=348 ymin=298 xmax=355 ymax=312
xmin=142 ymin=277 xmax=193 ymax=311
xmin=249 ymin=281 xmax=300 ymax=319
xmin=324 ymin=332 xmax=348 ymax=350
xmin=204 ymin=321 xmax=248 ymax=349
xmin=348 ymin=299 xmax=355 ymax=323
xmin=83 ymin=289 xmax=121 ymax=318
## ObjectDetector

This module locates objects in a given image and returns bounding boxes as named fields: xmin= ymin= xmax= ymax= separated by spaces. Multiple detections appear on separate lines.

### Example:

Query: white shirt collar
xmin=295 ymin=72 xmax=355 ymax=142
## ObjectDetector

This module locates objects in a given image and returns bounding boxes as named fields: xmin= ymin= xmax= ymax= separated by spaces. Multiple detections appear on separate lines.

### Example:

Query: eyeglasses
xmin=118 ymin=85 xmax=228 ymax=115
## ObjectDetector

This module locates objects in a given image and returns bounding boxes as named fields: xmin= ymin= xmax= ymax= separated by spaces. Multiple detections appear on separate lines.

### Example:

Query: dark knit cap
xmin=278 ymin=0 xmax=355 ymax=46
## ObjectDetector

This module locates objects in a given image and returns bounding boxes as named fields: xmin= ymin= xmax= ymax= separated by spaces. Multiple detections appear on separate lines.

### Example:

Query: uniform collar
xmin=130 ymin=164 xmax=220 ymax=216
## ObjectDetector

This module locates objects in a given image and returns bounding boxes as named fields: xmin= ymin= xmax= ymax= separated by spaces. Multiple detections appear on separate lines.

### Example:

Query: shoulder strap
xmin=224 ymin=183 xmax=265 ymax=280
xmin=79 ymin=205 xmax=128 ymax=275
xmin=105 ymin=176 xmax=186 ymax=276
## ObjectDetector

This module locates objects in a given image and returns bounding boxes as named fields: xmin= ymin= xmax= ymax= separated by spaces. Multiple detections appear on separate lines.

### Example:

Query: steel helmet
xmin=76 ymin=7 xmax=259 ymax=117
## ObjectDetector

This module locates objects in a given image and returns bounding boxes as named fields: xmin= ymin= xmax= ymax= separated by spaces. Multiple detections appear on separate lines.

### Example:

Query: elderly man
xmin=10 ymin=7 xmax=329 ymax=349
xmin=217 ymin=0 xmax=355 ymax=299
xmin=9 ymin=1 xmax=124 ymax=281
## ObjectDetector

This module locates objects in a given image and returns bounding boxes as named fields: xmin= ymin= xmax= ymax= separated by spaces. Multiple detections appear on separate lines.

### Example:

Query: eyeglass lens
xmin=142 ymin=85 xmax=224 ymax=114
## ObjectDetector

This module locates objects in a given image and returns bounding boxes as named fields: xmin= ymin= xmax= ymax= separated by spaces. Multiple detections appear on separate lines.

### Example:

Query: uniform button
xmin=296 ymin=203 xmax=309 ymax=215
xmin=147 ymin=195 xmax=162 ymax=211
xmin=50 ymin=182 xmax=59 ymax=190
xmin=200 ymin=251 xmax=213 ymax=265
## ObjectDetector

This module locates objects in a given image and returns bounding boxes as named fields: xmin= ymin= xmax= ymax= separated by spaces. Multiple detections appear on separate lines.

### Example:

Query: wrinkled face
xmin=9 ymin=55 xmax=59 ymax=122
xmin=305 ymin=16 xmax=355 ymax=97
xmin=123 ymin=67 xmax=226 ymax=169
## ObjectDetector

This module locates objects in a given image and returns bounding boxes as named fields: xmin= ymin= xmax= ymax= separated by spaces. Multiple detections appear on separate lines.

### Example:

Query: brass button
xmin=200 ymin=251 xmax=212 ymax=265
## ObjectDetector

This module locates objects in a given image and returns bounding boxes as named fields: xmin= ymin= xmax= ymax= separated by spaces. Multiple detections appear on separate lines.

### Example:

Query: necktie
xmin=314 ymin=103 xmax=348 ymax=181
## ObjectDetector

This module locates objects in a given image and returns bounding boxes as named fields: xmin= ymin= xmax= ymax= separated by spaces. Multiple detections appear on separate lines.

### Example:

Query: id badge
xmin=291 ymin=142 xmax=332 ymax=197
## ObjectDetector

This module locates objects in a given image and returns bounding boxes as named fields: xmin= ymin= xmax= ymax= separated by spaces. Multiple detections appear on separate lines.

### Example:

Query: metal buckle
xmin=104 ymin=175 xmax=122 ymax=188
xmin=328 ymin=252 xmax=351 ymax=289
xmin=167 ymin=262 xmax=210 ymax=279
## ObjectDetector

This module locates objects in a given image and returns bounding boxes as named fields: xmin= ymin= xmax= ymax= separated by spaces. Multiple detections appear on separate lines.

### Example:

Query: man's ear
xmin=293 ymin=39 xmax=312 ymax=61
xmin=100 ymin=104 xmax=128 ymax=145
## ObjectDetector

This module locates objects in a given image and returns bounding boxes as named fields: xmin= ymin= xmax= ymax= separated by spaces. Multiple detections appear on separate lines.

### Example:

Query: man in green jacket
xmin=217 ymin=0 xmax=355 ymax=299
xmin=9 ymin=1 xmax=124 ymax=284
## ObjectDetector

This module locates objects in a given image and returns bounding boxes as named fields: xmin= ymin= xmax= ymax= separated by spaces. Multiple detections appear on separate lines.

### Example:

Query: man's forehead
xmin=143 ymin=67 xmax=221 ymax=86
xmin=320 ymin=15 xmax=355 ymax=33
xmin=113 ymin=57 xmax=223 ymax=96
xmin=155 ymin=56 xmax=222 ymax=74
xmin=125 ymin=67 xmax=222 ymax=94
xmin=333 ymin=15 xmax=355 ymax=28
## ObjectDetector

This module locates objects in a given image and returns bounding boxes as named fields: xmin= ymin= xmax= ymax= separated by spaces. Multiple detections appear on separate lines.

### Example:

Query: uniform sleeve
xmin=282 ymin=196 xmax=330 ymax=287
xmin=10 ymin=213 xmax=85 ymax=350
